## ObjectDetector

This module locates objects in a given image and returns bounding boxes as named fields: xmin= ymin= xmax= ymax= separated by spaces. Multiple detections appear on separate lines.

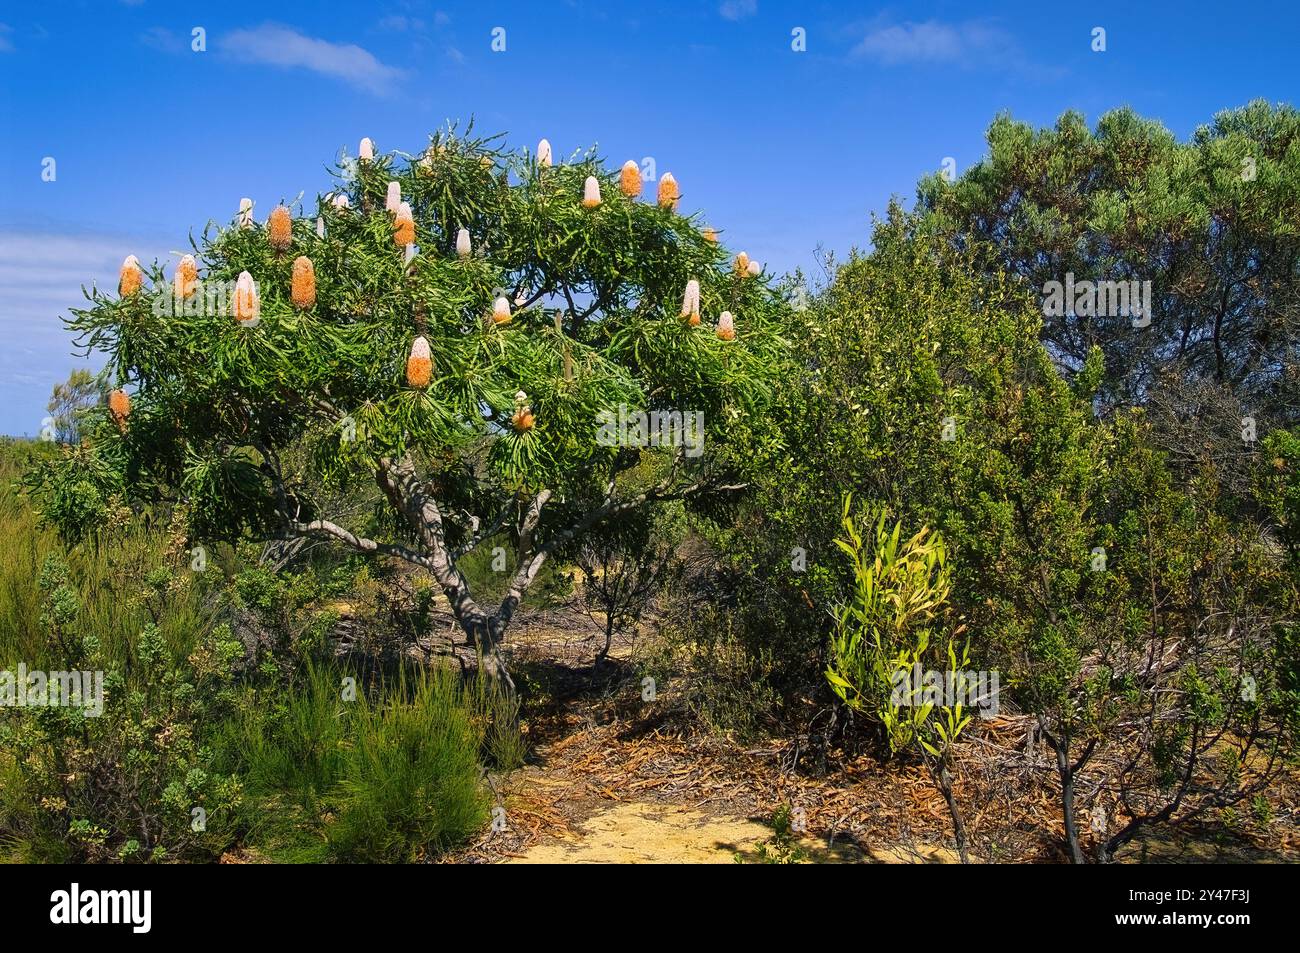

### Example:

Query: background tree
xmin=917 ymin=101 xmax=1300 ymax=483
xmin=45 ymin=368 xmax=101 ymax=445
xmin=574 ymin=498 xmax=684 ymax=667
xmin=30 ymin=126 xmax=789 ymax=685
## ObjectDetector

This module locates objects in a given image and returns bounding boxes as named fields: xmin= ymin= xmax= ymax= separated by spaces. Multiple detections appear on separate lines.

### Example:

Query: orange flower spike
xmin=657 ymin=172 xmax=679 ymax=210
xmin=734 ymin=251 xmax=750 ymax=275
xmin=620 ymin=160 xmax=641 ymax=198
xmin=291 ymin=256 xmax=316 ymax=309
xmin=119 ymin=255 xmax=142 ymax=297
xmin=233 ymin=271 xmax=260 ymax=324
xmin=108 ymin=389 xmax=131 ymax=431
xmin=268 ymin=205 xmax=293 ymax=252
xmin=511 ymin=390 xmax=535 ymax=431
xmin=702 ymin=227 xmax=718 ymax=244
xmin=406 ymin=336 xmax=433 ymax=388
xmin=174 ymin=255 xmax=199 ymax=300
xmin=393 ymin=201 xmax=415 ymax=246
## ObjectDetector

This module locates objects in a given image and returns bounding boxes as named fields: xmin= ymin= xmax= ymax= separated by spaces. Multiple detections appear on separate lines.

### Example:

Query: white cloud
xmin=219 ymin=23 xmax=405 ymax=95
xmin=719 ymin=0 xmax=756 ymax=21
xmin=852 ymin=18 xmax=1020 ymax=68
xmin=377 ymin=15 xmax=426 ymax=33
xmin=140 ymin=26 xmax=183 ymax=53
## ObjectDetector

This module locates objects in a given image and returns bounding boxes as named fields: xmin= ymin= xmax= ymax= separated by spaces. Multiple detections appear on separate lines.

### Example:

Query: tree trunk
xmin=460 ymin=611 xmax=514 ymax=693
xmin=1054 ymin=745 xmax=1086 ymax=864
xmin=926 ymin=752 xmax=970 ymax=864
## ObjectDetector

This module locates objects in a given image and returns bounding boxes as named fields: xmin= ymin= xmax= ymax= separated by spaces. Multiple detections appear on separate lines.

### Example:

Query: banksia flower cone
xmin=393 ymin=201 xmax=415 ymax=246
xmin=119 ymin=255 xmax=142 ymax=297
xmin=492 ymin=296 xmax=512 ymax=325
xmin=238 ymin=198 xmax=254 ymax=229
xmin=680 ymin=279 xmax=701 ymax=320
xmin=174 ymin=255 xmax=198 ymax=300
xmin=511 ymin=390 xmax=534 ymax=431
xmin=537 ymin=138 xmax=553 ymax=167
xmin=717 ymin=310 xmax=735 ymax=341
xmin=268 ymin=205 xmax=292 ymax=252
xmin=291 ymin=256 xmax=315 ymax=309
xmin=108 ymin=389 xmax=131 ymax=432
xmin=734 ymin=252 xmax=750 ymax=275
xmin=385 ymin=181 xmax=401 ymax=214
xmin=657 ymin=172 xmax=679 ymax=210
xmin=746 ymin=259 xmax=761 ymax=278
xmin=406 ymin=336 xmax=433 ymax=388
xmin=233 ymin=271 xmax=260 ymax=324
xmin=620 ymin=160 xmax=641 ymax=197
xmin=331 ymin=193 xmax=350 ymax=210
xmin=359 ymin=137 xmax=375 ymax=162
xmin=456 ymin=228 xmax=471 ymax=259
xmin=582 ymin=176 xmax=602 ymax=208
xmin=702 ymin=227 xmax=718 ymax=243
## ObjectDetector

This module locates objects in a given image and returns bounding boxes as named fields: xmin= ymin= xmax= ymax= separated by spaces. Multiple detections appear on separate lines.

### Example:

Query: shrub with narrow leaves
xmin=47 ymin=126 xmax=790 ymax=683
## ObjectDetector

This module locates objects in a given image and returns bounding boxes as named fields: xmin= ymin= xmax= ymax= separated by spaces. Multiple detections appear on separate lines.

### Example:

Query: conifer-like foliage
xmin=34 ymin=126 xmax=790 ymax=681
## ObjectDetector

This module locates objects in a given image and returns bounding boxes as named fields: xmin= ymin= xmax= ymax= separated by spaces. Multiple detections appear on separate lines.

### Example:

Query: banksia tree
xmin=44 ymin=124 xmax=789 ymax=685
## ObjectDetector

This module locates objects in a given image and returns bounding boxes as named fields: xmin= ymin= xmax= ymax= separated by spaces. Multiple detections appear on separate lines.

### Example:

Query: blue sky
xmin=1 ymin=0 xmax=1297 ymax=435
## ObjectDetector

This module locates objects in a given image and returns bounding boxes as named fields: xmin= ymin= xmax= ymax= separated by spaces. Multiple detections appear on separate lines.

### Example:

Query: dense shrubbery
xmin=0 ymin=440 xmax=518 ymax=863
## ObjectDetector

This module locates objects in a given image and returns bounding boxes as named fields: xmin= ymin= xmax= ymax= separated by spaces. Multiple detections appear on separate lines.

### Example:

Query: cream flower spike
xmin=716 ymin=310 xmax=736 ymax=342
xmin=233 ymin=271 xmax=260 ymax=325
xmin=492 ymin=296 xmax=512 ymax=325
xmin=681 ymin=279 xmax=700 ymax=319
xmin=582 ymin=176 xmax=602 ymax=208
